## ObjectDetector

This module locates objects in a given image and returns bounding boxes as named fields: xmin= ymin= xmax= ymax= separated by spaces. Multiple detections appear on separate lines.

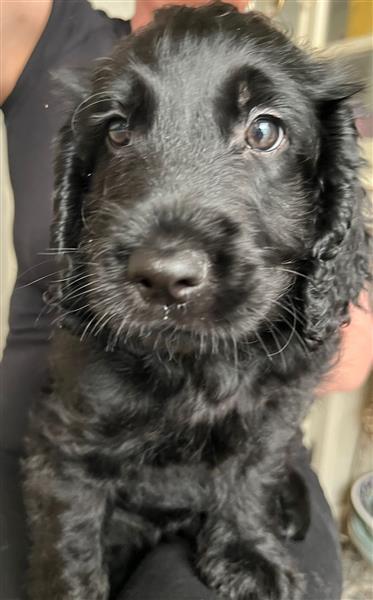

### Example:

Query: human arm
xmin=0 ymin=0 xmax=52 ymax=104
xmin=319 ymin=291 xmax=373 ymax=394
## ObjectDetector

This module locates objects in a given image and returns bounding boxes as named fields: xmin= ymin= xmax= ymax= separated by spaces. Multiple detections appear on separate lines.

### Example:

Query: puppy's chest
xmin=88 ymin=374 xmax=251 ymax=468
xmin=96 ymin=401 xmax=248 ymax=469
xmin=115 ymin=462 xmax=212 ymax=519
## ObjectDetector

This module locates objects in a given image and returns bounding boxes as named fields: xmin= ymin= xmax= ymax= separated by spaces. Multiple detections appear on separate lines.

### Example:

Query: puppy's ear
xmin=303 ymin=73 xmax=371 ymax=347
xmin=51 ymin=125 xmax=88 ymax=254
xmin=50 ymin=67 xmax=92 ymax=255
xmin=48 ymin=70 xmax=92 ymax=310
xmin=46 ymin=124 xmax=88 ymax=313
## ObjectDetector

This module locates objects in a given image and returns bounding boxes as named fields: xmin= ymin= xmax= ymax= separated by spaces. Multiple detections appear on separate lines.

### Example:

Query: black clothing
xmin=1 ymin=0 xmax=130 ymax=453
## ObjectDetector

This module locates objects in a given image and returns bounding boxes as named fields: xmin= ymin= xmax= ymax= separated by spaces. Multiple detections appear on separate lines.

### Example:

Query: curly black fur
xmin=23 ymin=4 xmax=371 ymax=600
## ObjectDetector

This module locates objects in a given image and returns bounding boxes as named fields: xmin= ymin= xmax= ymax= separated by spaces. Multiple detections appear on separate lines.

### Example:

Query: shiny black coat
xmin=23 ymin=4 xmax=371 ymax=600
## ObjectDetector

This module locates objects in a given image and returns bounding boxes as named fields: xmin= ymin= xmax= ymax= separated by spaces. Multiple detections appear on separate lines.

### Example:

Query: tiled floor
xmin=341 ymin=542 xmax=373 ymax=600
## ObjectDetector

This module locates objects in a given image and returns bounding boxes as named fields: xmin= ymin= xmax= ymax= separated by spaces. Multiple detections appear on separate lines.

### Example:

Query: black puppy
xmin=23 ymin=3 xmax=371 ymax=600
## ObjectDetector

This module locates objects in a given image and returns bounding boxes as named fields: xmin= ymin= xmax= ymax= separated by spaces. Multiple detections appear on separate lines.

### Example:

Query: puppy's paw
xmin=199 ymin=547 xmax=305 ymax=600
xmin=278 ymin=498 xmax=310 ymax=541
xmin=277 ymin=469 xmax=311 ymax=541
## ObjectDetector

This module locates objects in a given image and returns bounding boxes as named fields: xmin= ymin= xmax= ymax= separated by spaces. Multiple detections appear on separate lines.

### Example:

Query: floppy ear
xmin=51 ymin=125 xmax=87 ymax=254
xmin=47 ymin=64 xmax=119 ymax=314
xmin=50 ymin=69 xmax=93 ymax=255
xmin=45 ymin=124 xmax=89 ymax=314
xmin=303 ymin=77 xmax=371 ymax=347
xmin=47 ymin=71 xmax=92 ymax=310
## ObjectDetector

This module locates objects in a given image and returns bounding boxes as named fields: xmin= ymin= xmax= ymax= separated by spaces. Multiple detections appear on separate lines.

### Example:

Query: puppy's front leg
xmin=196 ymin=478 xmax=305 ymax=600
xmin=24 ymin=455 xmax=109 ymax=600
xmin=276 ymin=467 xmax=310 ymax=541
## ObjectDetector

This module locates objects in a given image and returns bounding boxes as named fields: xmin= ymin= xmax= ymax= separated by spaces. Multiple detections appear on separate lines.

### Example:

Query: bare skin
xmin=0 ymin=0 xmax=52 ymax=103
xmin=131 ymin=0 xmax=248 ymax=30
xmin=1 ymin=0 xmax=372 ymax=390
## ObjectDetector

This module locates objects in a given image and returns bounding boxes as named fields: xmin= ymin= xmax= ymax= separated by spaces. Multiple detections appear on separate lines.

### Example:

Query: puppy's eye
xmin=107 ymin=119 xmax=131 ymax=147
xmin=245 ymin=116 xmax=284 ymax=152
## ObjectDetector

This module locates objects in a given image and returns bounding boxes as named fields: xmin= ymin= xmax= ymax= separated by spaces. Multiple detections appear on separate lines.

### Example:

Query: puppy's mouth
xmin=119 ymin=294 xmax=219 ymax=336
xmin=111 ymin=312 xmax=242 ymax=357
xmin=148 ymin=302 xmax=205 ymax=325
xmin=97 ymin=286 xmax=262 ymax=357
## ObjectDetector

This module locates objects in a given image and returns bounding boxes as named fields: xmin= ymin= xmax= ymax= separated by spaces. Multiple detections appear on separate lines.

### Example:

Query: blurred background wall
xmin=1 ymin=0 xmax=372 ymax=521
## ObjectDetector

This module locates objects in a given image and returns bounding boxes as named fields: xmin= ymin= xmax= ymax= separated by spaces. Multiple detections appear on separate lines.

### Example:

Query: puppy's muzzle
xmin=128 ymin=247 xmax=209 ymax=305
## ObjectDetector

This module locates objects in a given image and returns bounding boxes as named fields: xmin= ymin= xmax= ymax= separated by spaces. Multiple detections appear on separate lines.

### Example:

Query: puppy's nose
xmin=128 ymin=248 xmax=209 ymax=303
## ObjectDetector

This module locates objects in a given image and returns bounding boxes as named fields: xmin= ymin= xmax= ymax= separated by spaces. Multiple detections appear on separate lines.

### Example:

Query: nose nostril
xmin=139 ymin=278 xmax=152 ymax=289
xmin=176 ymin=277 xmax=199 ymax=288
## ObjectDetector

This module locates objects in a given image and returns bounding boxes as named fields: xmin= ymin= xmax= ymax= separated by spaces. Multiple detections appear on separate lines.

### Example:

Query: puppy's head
xmin=51 ymin=2 xmax=370 ymax=356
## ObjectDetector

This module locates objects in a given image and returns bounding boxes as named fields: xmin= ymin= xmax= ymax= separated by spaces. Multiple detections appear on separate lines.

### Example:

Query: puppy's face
xmin=56 ymin=4 xmax=366 ymax=352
